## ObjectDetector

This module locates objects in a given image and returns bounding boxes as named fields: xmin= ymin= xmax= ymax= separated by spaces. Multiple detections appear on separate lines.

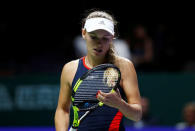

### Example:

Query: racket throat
xmin=72 ymin=106 xmax=80 ymax=128
xmin=71 ymin=108 xmax=90 ymax=129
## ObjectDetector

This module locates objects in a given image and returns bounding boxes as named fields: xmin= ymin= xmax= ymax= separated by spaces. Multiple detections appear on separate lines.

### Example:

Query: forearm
xmin=55 ymin=108 xmax=70 ymax=131
xmin=118 ymin=99 xmax=142 ymax=122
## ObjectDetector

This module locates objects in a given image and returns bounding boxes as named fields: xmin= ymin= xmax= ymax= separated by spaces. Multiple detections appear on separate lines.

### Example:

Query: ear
xmin=82 ymin=29 xmax=86 ymax=39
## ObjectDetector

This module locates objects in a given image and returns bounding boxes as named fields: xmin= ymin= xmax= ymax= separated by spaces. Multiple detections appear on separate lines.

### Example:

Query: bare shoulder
xmin=62 ymin=59 xmax=79 ymax=73
xmin=61 ymin=59 xmax=79 ymax=85
xmin=114 ymin=56 xmax=135 ymax=71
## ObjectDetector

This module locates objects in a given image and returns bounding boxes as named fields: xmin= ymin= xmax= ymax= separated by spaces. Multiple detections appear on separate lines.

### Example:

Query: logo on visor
xmin=98 ymin=21 xmax=105 ymax=25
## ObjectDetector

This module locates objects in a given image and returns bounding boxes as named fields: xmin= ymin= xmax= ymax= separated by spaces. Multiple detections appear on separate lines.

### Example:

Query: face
xmin=82 ymin=29 xmax=114 ymax=57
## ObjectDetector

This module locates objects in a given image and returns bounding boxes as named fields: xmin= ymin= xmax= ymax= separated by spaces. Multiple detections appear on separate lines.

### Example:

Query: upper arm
xmin=119 ymin=59 xmax=141 ymax=105
xmin=56 ymin=61 xmax=78 ymax=113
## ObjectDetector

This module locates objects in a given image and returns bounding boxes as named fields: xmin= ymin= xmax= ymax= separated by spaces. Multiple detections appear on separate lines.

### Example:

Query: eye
xmin=102 ymin=37 xmax=111 ymax=42
xmin=90 ymin=35 xmax=97 ymax=40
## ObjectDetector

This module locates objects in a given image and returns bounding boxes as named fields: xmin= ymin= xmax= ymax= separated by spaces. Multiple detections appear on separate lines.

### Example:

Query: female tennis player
xmin=55 ymin=9 xmax=142 ymax=131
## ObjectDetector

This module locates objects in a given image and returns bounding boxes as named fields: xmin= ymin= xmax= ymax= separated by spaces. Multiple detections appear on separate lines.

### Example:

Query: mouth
xmin=94 ymin=48 xmax=103 ymax=53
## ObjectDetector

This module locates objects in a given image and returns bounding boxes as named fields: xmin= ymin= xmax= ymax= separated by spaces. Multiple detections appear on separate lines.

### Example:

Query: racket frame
xmin=70 ymin=64 xmax=121 ymax=129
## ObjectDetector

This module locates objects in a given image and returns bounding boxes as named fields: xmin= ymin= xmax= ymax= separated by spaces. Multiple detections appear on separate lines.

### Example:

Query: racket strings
xmin=73 ymin=67 xmax=120 ymax=109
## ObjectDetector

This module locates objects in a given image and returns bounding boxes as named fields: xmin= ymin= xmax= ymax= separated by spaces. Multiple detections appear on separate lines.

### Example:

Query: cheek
xmin=104 ymin=44 xmax=111 ymax=51
xmin=86 ymin=41 xmax=93 ymax=48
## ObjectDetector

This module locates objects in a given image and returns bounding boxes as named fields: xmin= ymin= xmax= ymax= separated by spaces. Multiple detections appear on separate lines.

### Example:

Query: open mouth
xmin=94 ymin=49 xmax=103 ymax=53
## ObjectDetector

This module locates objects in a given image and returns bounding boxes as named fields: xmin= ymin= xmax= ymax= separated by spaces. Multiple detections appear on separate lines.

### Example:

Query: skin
xmin=183 ymin=104 xmax=195 ymax=126
xmin=54 ymin=28 xmax=142 ymax=131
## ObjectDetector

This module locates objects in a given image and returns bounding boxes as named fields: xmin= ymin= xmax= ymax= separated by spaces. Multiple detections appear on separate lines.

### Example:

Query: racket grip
xmin=69 ymin=127 xmax=77 ymax=131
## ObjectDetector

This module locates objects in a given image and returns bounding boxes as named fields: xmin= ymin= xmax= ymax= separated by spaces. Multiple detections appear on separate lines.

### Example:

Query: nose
xmin=97 ymin=39 xmax=104 ymax=45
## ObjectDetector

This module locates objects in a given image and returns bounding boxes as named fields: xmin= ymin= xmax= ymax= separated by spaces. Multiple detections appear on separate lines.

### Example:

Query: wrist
xmin=116 ymin=98 xmax=125 ymax=110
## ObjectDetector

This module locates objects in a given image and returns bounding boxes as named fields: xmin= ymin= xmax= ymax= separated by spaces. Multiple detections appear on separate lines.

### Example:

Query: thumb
xmin=99 ymin=90 xmax=107 ymax=96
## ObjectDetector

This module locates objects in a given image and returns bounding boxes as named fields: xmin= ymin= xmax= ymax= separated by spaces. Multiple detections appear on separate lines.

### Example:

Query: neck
xmin=85 ymin=55 xmax=106 ymax=68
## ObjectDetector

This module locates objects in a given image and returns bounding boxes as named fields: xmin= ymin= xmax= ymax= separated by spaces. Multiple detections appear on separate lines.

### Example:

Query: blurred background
xmin=0 ymin=1 xmax=195 ymax=131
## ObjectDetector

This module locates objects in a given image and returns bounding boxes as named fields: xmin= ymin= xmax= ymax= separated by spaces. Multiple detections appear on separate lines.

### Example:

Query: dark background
xmin=1 ymin=1 xmax=194 ymax=75
xmin=0 ymin=1 xmax=195 ymax=128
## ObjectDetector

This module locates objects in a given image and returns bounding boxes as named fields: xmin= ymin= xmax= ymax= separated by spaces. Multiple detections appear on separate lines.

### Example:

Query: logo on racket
xmin=87 ymin=75 xmax=99 ymax=80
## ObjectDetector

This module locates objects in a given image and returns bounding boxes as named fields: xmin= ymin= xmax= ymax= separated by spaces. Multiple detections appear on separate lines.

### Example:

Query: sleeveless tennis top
xmin=71 ymin=57 xmax=125 ymax=131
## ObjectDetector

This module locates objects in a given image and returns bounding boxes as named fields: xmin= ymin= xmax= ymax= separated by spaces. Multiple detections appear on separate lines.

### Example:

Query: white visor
xmin=84 ymin=18 xmax=114 ymax=36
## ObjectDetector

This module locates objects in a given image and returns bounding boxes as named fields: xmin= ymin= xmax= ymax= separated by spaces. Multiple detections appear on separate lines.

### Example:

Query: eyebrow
xmin=89 ymin=33 xmax=113 ymax=38
xmin=88 ymin=33 xmax=97 ymax=37
xmin=89 ymin=33 xmax=96 ymax=36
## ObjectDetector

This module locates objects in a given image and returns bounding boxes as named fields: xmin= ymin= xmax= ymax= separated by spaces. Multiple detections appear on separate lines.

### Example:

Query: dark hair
xmin=82 ymin=9 xmax=118 ymax=63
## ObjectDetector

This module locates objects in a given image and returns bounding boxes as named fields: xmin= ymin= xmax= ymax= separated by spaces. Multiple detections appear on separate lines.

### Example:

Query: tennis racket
xmin=69 ymin=64 xmax=121 ymax=131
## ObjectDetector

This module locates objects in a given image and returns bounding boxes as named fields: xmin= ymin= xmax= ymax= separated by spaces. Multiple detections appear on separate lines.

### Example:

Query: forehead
xmin=88 ymin=29 xmax=113 ymax=38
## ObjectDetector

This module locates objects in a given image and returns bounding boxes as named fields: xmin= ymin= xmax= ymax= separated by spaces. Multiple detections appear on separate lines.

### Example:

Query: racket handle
xmin=69 ymin=127 xmax=77 ymax=131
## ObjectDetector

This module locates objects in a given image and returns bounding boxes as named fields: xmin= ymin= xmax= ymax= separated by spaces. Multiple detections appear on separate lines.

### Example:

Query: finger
xmin=97 ymin=94 xmax=105 ymax=102
xmin=96 ymin=90 xmax=101 ymax=98
xmin=99 ymin=90 xmax=107 ymax=97
xmin=96 ymin=91 xmax=103 ymax=99
xmin=96 ymin=90 xmax=107 ymax=97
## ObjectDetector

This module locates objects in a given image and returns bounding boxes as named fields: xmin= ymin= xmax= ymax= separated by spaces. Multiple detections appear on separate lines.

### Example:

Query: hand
xmin=96 ymin=89 xmax=122 ymax=109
